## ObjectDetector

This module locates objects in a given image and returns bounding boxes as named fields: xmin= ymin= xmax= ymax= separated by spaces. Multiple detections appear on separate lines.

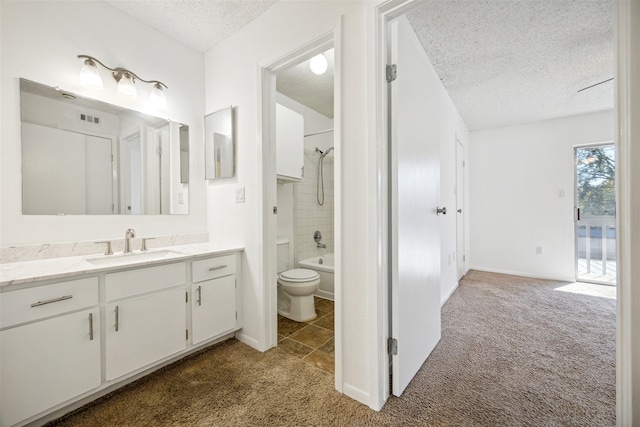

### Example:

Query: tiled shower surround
xmin=294 ymin=149 xmax=334 ymax=265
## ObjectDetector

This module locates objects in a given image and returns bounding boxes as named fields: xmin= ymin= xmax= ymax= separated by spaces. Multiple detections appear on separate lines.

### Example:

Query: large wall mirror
xmin=20 ymin=79 xmax=189 ymax=215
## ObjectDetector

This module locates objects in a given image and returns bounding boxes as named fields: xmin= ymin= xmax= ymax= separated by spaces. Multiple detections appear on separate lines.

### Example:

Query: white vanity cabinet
xmin=276 ymin=103 xmax=304 ymax=181
xmin=0 ymin=278 xmax=100 ymax=427
xmin=105 ymin=263 xmax=187 ymax=381
xmin=0 ymin=247 xmax=242 ymax=426
xmin=191 ymin=254 xmax=238 ymax=345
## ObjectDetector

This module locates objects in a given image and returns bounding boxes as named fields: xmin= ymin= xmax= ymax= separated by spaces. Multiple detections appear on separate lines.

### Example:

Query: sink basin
xmin=85 ymin=250 xmax=180 ymax=266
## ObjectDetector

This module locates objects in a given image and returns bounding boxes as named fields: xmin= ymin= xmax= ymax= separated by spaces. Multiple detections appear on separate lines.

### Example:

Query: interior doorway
xmin=574 ymin=143 xmax=617 ymax=285
xmin=259 ymin=28 xmax=342 ymax=390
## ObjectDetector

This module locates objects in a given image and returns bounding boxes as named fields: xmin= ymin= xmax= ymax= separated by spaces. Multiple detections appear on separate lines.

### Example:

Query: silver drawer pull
xmin=30 ymin=295 xmax=73 ymax=308
xmin=89 ymin=313 xmax=94 ymax=341
xmin=115 ymin=306 xmax=119 ymax=332
xmin=208 ymin=265 xmax=227 ymax=271
xmin=197 ymin=285 xmax=202 ymax=306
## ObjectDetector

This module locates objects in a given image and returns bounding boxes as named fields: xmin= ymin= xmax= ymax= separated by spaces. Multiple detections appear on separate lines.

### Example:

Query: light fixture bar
xmin=77 ymin=55 xmax=168 ymax=89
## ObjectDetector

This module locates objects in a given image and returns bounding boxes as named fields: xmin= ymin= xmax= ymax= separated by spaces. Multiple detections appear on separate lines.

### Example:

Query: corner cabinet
xmin=0 ymin=278 xmax=101 ymax=427
xmin=276 ymin=103 xmax=304 ymax=181
xmin=0 ymin=249 xmax=242 ymax=427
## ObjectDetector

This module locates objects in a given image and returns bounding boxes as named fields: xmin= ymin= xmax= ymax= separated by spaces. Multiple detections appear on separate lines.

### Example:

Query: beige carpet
xmin=49 ymin=270 xmax=615 ymax=426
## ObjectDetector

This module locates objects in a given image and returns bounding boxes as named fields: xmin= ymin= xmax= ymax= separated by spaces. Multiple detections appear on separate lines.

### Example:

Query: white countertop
xmin=0 ymin=243 xmax=243 ymax=289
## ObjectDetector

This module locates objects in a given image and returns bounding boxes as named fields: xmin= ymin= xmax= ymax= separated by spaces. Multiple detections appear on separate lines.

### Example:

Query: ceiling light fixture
xmin=77 ymin=54 xmax=168 ymax=107
xmin=309 ymin=53 xmax=328 ymax=75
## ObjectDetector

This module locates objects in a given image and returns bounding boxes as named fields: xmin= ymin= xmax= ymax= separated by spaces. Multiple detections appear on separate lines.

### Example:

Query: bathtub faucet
xmin=317 ymin=242 xmax=327 ymax=249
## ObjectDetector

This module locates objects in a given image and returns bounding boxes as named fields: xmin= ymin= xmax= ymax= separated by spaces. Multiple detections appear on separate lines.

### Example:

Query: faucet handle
xmin=140 ymin=237 xmax=155 ymax=252
xmin=96 ymin=241 xmax=113 ymax=255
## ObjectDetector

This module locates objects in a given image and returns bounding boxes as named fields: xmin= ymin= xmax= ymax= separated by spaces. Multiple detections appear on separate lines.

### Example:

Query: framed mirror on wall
xmin=19 ymin=79 xmax=189 ymax=215
xmin=205 ymin=106 xmax=235 ymax=179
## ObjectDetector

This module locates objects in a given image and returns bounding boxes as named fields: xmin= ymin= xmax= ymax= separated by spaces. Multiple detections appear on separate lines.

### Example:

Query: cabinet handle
xmin=89 ymin=312 xmax=94 ymax=341
xmin=197 ymin=286 xmax=202 ymax=306
xmin=208 ymin=265 xmax=227 ymax=271
xmin=115 ymin=306 xmax=119 ymax=332
xmin=30 ymin=295 xmax=72 ymax=308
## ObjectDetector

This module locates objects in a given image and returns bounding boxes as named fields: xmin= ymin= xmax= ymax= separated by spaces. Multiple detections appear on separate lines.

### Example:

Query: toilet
xmin=277 ymin=239 xmax=320 ymax=322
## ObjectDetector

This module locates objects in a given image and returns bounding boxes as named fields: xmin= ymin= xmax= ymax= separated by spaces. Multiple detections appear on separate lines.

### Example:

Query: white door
xmin=456 ymin=139 xmax=466 ymax=279
xmin=390 ymin=16 xmax=442 ymax=397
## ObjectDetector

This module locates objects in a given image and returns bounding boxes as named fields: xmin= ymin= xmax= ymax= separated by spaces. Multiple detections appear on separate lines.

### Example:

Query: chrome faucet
xmin=124 ymin=228 xmax=136 ymax=253
xmin=317 ymin=242 xmax=327 ymax=249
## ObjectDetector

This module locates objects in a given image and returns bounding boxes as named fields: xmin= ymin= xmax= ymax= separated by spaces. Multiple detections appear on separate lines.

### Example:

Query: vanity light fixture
xmin=309 ymin=53 xmax=328 ymax=75
xmin=77 ymin=54 xmax=168 ymax=108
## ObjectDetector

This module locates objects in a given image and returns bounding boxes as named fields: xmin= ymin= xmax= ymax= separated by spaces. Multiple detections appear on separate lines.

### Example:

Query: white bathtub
xmin=298 ymin=253 xmax=334 ymax=301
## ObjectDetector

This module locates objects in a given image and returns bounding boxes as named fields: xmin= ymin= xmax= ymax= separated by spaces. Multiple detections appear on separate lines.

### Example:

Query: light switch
xmin=236 ymin=187 xmax=245 ymax=203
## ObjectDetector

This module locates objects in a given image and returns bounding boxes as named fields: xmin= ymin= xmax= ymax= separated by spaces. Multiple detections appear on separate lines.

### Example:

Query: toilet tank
xmin=277 ymin=239 xmax=290 ymax=273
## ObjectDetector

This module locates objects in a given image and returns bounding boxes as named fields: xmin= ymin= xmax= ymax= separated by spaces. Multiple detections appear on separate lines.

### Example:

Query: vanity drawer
xmin=192 ymin=254 xmax=236 ymax=283
xmin=106 ymin=262 xmax=186 ymax=301
xmin=1 ymin=277 xmax=98 ymax=328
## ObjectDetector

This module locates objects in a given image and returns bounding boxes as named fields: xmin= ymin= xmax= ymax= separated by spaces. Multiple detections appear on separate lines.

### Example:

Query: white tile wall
xmin=294 ymin=149 xmax=334 ymax=265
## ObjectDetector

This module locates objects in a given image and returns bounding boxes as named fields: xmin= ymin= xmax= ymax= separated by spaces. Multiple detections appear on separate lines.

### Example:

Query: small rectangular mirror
xmin=205 ymin=107 xmax=234 ymax=179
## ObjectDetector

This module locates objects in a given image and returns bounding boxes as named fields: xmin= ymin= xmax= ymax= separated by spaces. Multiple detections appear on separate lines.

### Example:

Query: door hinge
xmin=463 ymin=160 xmax=466 ymax=167
xmin=273 ymin=206 xmax=278 ymax=214
xmin=236 ymin=311 xmax=238 ymax=320
xmin=186 ymin=329 xmax=189 ymax=340
xmin=386 ymin=64 xmax=397 ymax=82
xmin=387 ymin=337 xmax=398 ymax=355
xmin=463 ymin=255 xmax=466 ymax=262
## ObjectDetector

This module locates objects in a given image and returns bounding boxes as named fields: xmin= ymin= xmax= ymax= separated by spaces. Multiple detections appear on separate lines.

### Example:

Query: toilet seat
xmin=278 ymin=268 xmax=319 ymax=283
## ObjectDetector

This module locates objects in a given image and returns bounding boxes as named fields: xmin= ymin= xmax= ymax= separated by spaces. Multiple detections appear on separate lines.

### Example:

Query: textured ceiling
xmin=276 ymin=49 xmax=335 ymax=119
xmin=105 ymin=0 xmax=614 ymax=131
xmin=106 ymin=0 xmax=278 ymax=52
xmin=406 ymin=0 xmax=614 ymax=130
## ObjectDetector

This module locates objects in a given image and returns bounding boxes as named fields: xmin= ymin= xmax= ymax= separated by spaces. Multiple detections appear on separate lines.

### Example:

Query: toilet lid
xmin=280 ymin=268 xmax=319 ymax=281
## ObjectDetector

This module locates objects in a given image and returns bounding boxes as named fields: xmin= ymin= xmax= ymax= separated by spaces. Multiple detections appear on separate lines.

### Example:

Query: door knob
xmin=457 ymin=209 xmax=462 ymax=213
xmin=436 ymin=206 xmax=447 ymax=215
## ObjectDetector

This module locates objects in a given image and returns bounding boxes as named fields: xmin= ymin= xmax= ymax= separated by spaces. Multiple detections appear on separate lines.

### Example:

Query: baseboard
xmin=342 ymin=383 xmax=371 ymax=409
xmin=235 ymin=331 xmax=261 ymax=351
xmin=441 ymin=282 xmax=458 ymax=307
xmin=468 ymin=266 xmax=575 ymax=283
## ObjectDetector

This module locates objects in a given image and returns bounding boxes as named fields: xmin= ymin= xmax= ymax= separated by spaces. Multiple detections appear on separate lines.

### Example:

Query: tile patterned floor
xmin=278 ymin=297 xmax=334 ymax=374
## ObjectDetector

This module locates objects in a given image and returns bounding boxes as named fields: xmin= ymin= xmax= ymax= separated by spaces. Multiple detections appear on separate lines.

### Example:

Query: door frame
xmin=455 ymin=136 xmax=466 ymax=280
xmin=258 ymin=21 xmax=343 ymax=391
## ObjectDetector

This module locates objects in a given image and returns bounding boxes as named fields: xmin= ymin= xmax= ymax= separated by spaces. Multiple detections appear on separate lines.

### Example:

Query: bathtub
xmin=298 ymin=253 xmax=334 ymax=301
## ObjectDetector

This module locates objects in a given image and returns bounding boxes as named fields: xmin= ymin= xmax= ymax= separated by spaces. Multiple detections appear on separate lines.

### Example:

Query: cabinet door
xmin=191 ymin=275 xmax=237 ymax=345
xmin=106 ymin=288 xmax=186 ymax=381
xmin=276 ymin=103 xmax=304 ymax=180
xmin=1 ymin=308 xmax=100 ymax=427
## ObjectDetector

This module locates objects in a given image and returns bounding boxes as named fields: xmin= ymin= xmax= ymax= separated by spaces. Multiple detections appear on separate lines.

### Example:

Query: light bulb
xmin=79 ymin=59 xmax=103 ymax=89
xmin=117 ymin=72 xmax=137 ymax=98
xmin=309 ymin=54 xmax=328 ymax=75
xmin=149 ymin=83 xmax=167 ymax=109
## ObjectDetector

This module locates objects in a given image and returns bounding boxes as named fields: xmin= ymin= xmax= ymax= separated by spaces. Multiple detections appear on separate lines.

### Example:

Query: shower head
xmin=320 ymin=147 xmax=334 ymax=159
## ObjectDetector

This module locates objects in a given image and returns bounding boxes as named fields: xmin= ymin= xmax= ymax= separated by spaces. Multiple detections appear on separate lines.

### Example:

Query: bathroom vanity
xmin=0 ymin=244 xmax=242 ymax=427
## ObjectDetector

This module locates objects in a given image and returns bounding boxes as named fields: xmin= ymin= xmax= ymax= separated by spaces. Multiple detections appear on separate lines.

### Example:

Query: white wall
xmin=204 ymin=0 xmax=374 ymax=405
xmin=0 ymin=1 xmax=207 ymax=246
xmin=469 ymin=110 xmax=615 ymax=281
